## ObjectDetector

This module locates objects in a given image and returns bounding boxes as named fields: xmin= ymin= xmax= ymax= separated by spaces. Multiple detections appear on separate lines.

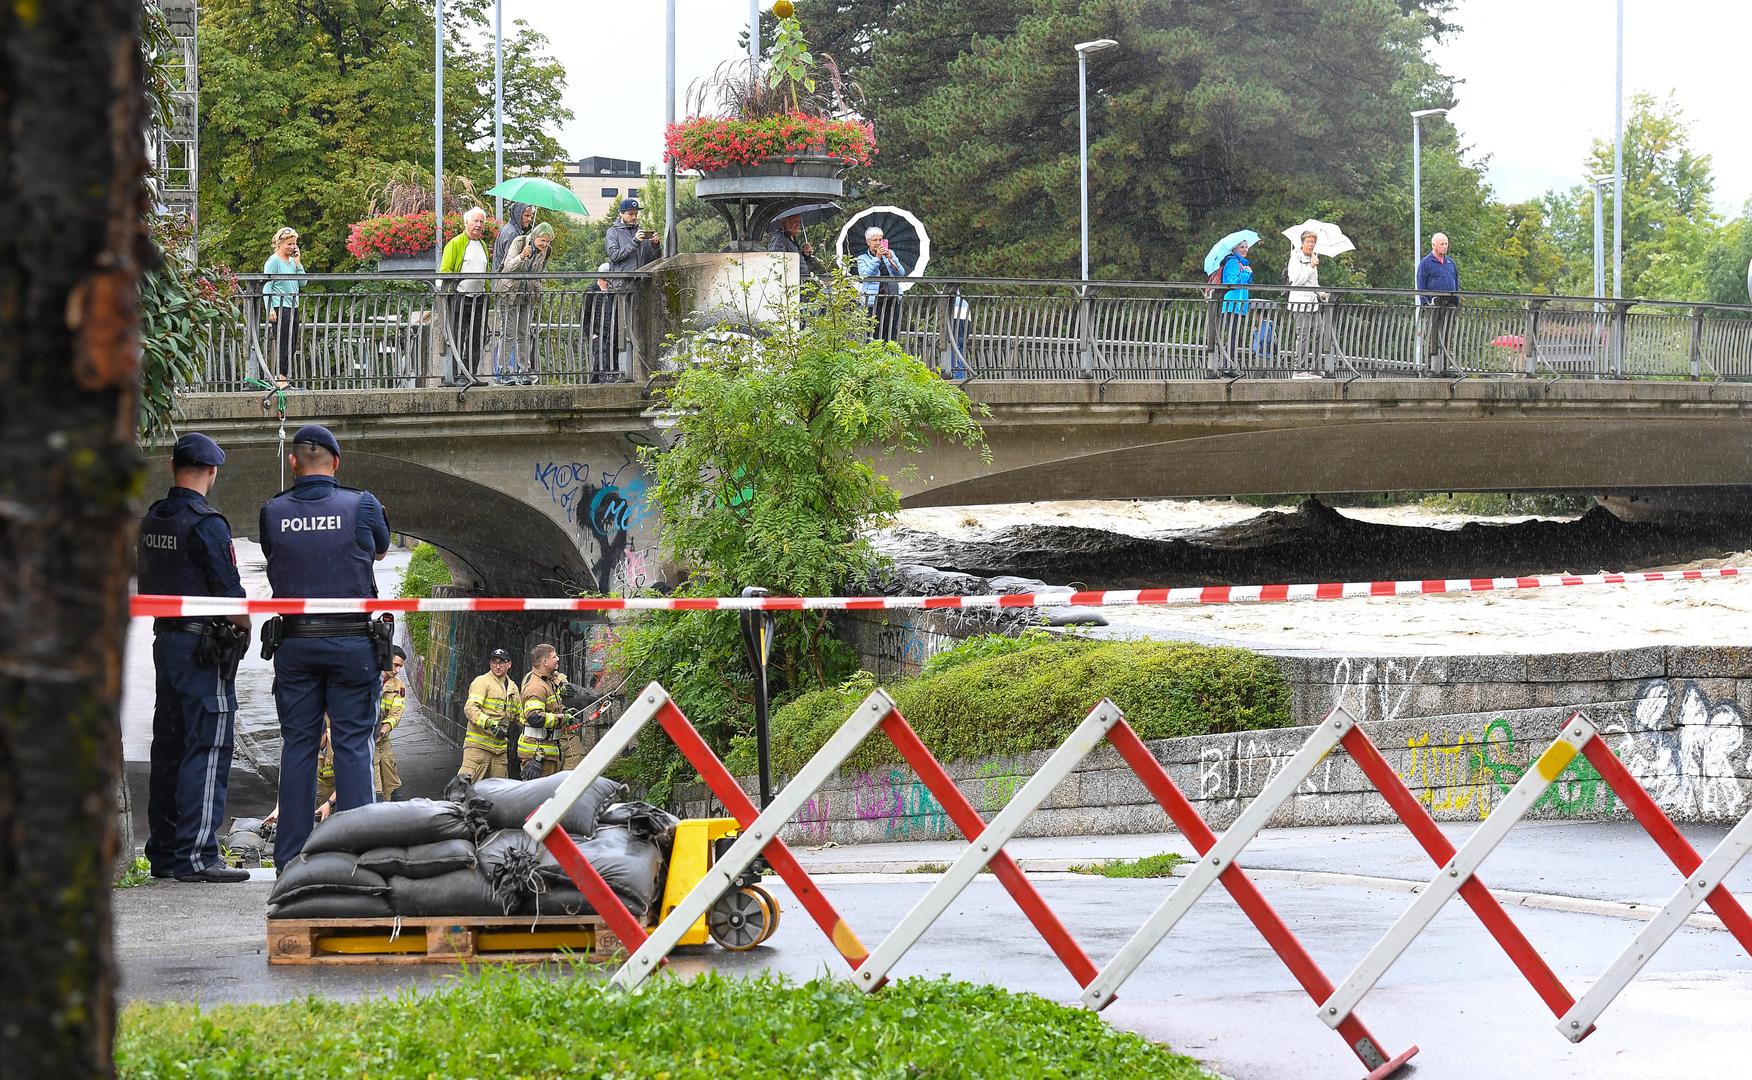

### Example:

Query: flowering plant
xmin=665 ymin=111 xmax=877 ymax=172
xmin=345 ymin=211 xmax=500 ymax=261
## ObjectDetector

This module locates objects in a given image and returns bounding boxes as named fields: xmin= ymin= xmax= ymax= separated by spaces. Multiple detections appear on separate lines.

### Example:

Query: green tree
xmin=798 ymin=0 xmax=1478 ymax=286
xmin=614 ymin=277 xmax=987 ymax=796
xmin=1701 ymin=211 xmax=1752 ymax=307
xmin=198 ymin=0 xmax=572 ymax=272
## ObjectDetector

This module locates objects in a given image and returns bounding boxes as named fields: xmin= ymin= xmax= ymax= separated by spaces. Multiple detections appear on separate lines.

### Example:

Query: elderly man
xmin=770 ymin=214 xmax=825 ymax=279
xmin=604 ymin=197 xmax=661 ymax=289
xmin=855 ymin=226 xmax=908 ymax=342
xmin=440 ymin=206 xmax=493 ymax=382
xmin=1416 ymin=232 xmax=1461 ymax=376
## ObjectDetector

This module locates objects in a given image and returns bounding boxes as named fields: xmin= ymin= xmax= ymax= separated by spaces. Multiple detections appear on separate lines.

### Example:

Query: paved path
xmin=116 ymin=820 xmax=1752 ymax=1079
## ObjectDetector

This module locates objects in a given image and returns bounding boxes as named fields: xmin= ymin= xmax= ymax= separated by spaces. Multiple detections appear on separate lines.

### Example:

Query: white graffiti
xmin=1330 ymin=656 xmax=1426 ymax=723
xmin=1614 ymin=681 xmax=1746 ymax=819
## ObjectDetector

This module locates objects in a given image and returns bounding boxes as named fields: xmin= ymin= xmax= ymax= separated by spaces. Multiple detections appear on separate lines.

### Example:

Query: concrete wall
xmin=674 ymin=645 xmax=1752 ymax=843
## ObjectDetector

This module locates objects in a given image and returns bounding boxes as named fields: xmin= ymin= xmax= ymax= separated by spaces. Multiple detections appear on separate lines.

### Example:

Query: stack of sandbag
xmin=473 ymin=806 xmax=675 ymax=919
xmin=221 ymin=816 xmax=273 ymax=869
xmin=267 ymin=797 xmax=490 ymax=918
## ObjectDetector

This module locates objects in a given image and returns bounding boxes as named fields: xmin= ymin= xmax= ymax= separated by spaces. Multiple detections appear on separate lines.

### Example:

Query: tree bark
xmin=0 ymin=1 xmax=146 ymax=1076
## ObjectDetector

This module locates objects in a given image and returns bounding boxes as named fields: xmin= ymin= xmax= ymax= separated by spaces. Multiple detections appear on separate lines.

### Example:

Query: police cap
xmin=489 ymin=648 xmax=513 ymax=662
xmin=172 ymin=432 xmax=226 ymax=467
xmin=291 ymin=423 xmax=342 ymax=458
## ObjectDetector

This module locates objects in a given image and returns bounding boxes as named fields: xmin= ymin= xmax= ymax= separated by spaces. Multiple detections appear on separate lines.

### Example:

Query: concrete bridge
xmin=163 ymin=376 xmax=1752 ymax=596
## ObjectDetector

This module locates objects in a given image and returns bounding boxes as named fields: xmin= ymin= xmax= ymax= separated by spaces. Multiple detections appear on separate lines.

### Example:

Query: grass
xmin=113 ymin=856 xmax=152 ymax=889
xmin=906 ymin=862 xmax=993 ymax=875
xmin=116 ymin=969 xmax=1210 ymax=1079
xmin=1068 ymin=853 xmax=1189 ymax=879
xmin=738 ymin=633 xmax=1291 ymax=779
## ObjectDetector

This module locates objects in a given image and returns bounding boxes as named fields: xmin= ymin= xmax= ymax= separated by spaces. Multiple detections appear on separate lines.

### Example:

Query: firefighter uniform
xmin=316 ymin=720 xmax=336 ymax=809
xmin=460 ymin=668 xmax=517 ymax=780
xmin=261 ymin=423 xmax=391 ymax=869
xmin=139 ymin=433 xmax=249 ymax=882
xmin=518 ymin=669 xmax=566 ymax=779
xmin=375 ymin=673 xmax=405 ymax=798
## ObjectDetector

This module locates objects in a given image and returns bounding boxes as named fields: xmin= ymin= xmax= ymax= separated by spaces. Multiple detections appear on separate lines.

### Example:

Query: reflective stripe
xmin=465 ymin=730 xmax=509 ymax=752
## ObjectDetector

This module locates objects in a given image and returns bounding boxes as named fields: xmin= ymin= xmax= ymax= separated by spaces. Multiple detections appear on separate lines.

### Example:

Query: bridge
xmin=159 ymin=268 xmax=1752 ymax=594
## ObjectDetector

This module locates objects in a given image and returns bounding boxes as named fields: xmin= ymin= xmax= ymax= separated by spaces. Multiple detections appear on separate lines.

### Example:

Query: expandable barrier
xmin=524 ymin=683 xmax=1752 ymax=1080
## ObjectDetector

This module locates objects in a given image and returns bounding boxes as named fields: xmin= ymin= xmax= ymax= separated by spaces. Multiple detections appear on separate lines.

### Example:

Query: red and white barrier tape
xmin=129 ymin=566 xmax=1747 ymax=618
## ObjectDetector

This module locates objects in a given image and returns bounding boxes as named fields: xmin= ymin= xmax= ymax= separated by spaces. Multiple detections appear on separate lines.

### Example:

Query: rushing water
xmin=119 ymin=539 xmax=415 ymax=815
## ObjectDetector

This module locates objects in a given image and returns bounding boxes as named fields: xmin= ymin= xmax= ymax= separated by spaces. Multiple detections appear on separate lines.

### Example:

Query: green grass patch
xmin=113 ymin=856 xmax=152 ymax=889
xmin=117 ymin=969 xmax=1208 ymax=1079
xmin=738 ymin=633 xmax=1291 ymax=778
xmin=1068 ymin=853 xmax=1189 ymax=879
xmin=905 ymin=862 xmax=994 ymax=875
xmin=398 ymin=542 xmax=452 ymax=659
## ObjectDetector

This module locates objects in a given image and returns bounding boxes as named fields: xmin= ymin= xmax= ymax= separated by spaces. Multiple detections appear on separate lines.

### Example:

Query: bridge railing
xmin=186 ymin=272 xmax=1752 ymax=392
xmin=203 ymin=271 xmax=653 ymax=392
xmin=873 ymin=279 xmax=1752 ymax=383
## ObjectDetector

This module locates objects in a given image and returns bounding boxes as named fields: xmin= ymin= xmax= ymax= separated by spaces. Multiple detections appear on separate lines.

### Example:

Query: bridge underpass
xmin=157 ymin=376 xmax=1752 ymax=597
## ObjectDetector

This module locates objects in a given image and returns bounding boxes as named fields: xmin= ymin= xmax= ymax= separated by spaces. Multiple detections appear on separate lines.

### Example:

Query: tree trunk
xmin=0 ymin=2 xmax=146 ymax=1076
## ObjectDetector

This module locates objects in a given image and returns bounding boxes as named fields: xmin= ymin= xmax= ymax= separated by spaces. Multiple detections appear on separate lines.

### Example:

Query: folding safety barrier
xmin=524 ymin=685 xmax=1752 ymax=1080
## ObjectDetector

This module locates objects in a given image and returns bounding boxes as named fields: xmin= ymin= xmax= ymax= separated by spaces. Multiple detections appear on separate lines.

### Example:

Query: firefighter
xmin=459 ymin=648 xmax=517 ymax=781
xmin=518 ymin=643 xmax=568 ymax=779
xmin=376 ymin=646 xmax=407 ymax=799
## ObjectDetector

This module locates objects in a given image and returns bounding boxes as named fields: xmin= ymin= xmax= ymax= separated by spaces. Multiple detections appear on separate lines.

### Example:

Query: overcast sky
xmin=508 ymin=0 xmax=1750 ymax=213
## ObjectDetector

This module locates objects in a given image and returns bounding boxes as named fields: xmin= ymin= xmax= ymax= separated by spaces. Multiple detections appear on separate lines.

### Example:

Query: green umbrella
xmin=484 ymin=176 xmax=586 ymax=215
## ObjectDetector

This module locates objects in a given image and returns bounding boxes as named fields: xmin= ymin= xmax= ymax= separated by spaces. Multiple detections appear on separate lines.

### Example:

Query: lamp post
xmin=1589 ymin=173 xmax=1620 ymax=303
xmin=666 ymin=0 xmax=677 ymax=257
xmin=493 ymin=0 xmax=503 ymax=223
xmin=1410 ymin=108 xmax=1448 ymax=291
xmin=1075 ymin=38 xmax=1117 ymax=283
xmin=434 ymin=0 xmax=444 ymax=273
xmin=1613 ymin=0 xmax=1624 ymax=298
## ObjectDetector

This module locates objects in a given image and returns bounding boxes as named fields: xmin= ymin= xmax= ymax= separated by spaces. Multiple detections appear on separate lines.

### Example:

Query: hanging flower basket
xmin=664 ymin=112 xmax=876 ymax=174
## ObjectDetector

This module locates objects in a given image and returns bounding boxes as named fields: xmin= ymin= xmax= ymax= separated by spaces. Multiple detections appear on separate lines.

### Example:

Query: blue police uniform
xmin=139 ymin=435 xmax=247 ymax=878
xmin=260 ymin=425 xmax=391 ymax=868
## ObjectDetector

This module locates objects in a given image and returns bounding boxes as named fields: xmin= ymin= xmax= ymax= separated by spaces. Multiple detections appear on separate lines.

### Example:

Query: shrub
xmin=739 ymin=634 xmax=1292 ymax=778
xmin=398 ymin=543 xmax=452 ymax=658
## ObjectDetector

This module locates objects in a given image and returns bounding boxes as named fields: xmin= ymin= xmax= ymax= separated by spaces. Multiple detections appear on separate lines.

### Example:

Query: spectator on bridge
xmin=584 ymin=262 xmax=619 ymax=383
xmin=440 ymin=207 xmax=494 ymax=384
xmin=1216 ymin=240 xmax=1252 ymax=376
xmin=1417 ymin=232 xmax=1461 ymax=376
xmin=605 ymin=198 xmax=661 ymax=288
xmin=857 ymin=226 xmax=908 ymax=343
xmin=495 ymin=201 xmax=536 ymax=268
xmin=495 ymin=221 xmax=553 ymax=385
xmin=262 ymin=227 xmax=304 ymax=390
xmin=1287 ymin=230 xmax=1325 ymax=372
xmin=770 ymin=214 xmax=825 ymax=279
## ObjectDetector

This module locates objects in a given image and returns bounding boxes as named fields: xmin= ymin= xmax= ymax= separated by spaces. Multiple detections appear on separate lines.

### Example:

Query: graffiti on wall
xmin=531 ymin=438 xmax=659 ymax=594
xmin=851 ymin=767 xmax=950 ymax=839
xmin=1196 ymin=736 xmax=1338 ymax=803
xmin=1330 ymin=656 xmax=1427 ymax=723
xmin=1613 ymin=681 xmax=1747 ymax=818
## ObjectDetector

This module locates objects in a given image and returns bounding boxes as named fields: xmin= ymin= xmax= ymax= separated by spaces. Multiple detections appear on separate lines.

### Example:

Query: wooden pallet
xmin=266 ymin=914 xmax=637 ymax=965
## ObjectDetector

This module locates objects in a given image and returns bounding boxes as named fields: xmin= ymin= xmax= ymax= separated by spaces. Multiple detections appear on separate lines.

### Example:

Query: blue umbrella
xmin=1203 ymin=229 xmax=1261 ymax=275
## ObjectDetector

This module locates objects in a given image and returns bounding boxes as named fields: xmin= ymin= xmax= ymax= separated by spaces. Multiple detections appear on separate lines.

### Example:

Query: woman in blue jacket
xmin=1217 ymin=241 xmax=1252 ymax=375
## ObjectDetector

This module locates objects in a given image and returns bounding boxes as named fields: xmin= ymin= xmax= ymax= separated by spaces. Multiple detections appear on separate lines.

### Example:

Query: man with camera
xmin=604 ymin=197 xmax=662 ymax=288
xmin=139 ymin=433 xmax=251 ymax=883
xmin=459 ymin=647 xmax=518 ymax=781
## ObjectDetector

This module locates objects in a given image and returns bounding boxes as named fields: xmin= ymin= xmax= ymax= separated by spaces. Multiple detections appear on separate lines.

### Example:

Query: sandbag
xmin=228 ymin=816 xmax=272 ymax=840
xmin=518 ymin=883 xmax=595 ymax=918
xmin=358 ymin=839 xmax=477 ymax=880
xmin=267 ymin=852 xmax=389 ymax=904
xmin=599 ymin=801 xmax=680 ymax=848
xmin=268 ymin=893 xmax=394 ymax=919
xmin=475 ymin=774 xmax=626 ymax=837
xmin=574 ymin=825 xmax=666 ymax=918
xmin=302 ymin=798 xmax=485 ymax=855
xmin=388 ymin=869 xmax=510 ymax=917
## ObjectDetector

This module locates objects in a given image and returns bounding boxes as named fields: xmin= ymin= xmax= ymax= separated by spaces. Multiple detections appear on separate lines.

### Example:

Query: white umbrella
xmin=1281 ymin=219 xmax=1355 ymax=258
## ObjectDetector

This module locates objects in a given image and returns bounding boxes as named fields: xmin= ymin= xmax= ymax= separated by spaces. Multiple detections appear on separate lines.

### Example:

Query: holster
xmin=371 ymin=614 xmax=395 ymax=672
xmin=259 ymin=616 xmax=284 ymax=661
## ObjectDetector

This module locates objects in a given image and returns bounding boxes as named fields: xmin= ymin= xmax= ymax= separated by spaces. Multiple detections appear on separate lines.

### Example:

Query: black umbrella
xmin=836 ymin=206 xmax=931 ymax=278
xmin=780 ymin=202 xmax=842 ymax=228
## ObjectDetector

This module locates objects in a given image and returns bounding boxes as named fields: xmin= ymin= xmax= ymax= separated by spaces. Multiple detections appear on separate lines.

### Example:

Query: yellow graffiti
xmin=1400 ymin=732 xmax=1492 ymax=820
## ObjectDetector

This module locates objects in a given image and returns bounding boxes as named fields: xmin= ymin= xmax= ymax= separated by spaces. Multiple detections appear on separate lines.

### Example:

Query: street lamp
xmin=1588 ymin=173 xmax=1621 ymax=302
xmin=434 ymin=0 xmax=444 ymax=273
xmin=1411 ymin=108 xmax=1448 ymax=291
xmin=1075 ymin=38 xmax=1117 ymax=283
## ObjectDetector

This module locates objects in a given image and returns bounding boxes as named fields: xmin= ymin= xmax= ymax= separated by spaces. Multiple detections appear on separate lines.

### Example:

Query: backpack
xmin=1202 ymin=253 xmax=1236 ymax=299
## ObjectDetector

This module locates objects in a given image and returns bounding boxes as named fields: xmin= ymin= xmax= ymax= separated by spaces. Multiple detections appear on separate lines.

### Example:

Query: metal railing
xmin=199 ymin=271 xmax=649 ymax=392
xmin=186 ymin=272 xmax=1752 ymax=393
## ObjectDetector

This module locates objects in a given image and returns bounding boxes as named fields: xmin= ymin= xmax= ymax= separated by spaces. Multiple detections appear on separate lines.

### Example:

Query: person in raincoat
xmin=495 ymin=221 xmax=554 ymax=384
xmin=1215 ymin=240 xmax=1252 ymax=375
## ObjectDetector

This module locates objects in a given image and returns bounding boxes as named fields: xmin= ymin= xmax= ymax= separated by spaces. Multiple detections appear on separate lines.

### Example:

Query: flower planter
xmin=375 ymin=250 xmax=438 ymax=273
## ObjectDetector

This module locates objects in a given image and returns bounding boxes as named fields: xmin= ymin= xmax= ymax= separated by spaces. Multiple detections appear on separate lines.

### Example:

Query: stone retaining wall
xmin=674 ymin=648 xmax=1752 ymax=843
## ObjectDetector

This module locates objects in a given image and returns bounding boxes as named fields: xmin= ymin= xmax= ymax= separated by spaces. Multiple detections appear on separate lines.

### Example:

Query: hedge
xmin=736 ymin=633 xmax=1292 ymax=778
xmin=398 ymin=542 xmax=452 ymax=658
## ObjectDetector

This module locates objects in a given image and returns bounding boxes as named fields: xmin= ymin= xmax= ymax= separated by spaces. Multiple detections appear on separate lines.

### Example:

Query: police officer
xmin=139 ymin=432 xmax=252 ymax=883
xmin=260 ymin=424 xmax=390 ymax=869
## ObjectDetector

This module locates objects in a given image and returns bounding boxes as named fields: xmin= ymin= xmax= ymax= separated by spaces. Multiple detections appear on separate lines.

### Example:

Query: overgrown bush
xmin=397 ymin=543 xmax=452 ymax=658
xmin=733 ymin=633 xmax=1292 ymax=778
